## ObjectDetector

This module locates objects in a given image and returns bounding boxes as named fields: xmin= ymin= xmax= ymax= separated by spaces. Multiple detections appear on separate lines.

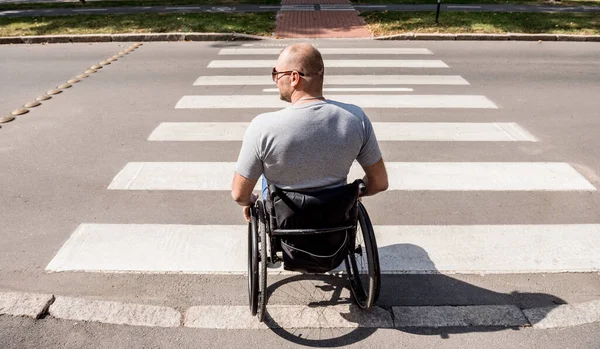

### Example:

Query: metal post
xmin=435 ymin=0 xmax=441 ymax=24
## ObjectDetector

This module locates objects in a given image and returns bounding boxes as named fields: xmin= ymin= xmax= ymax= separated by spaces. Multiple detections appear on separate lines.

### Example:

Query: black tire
xmin=256 ymin=200 xmax=268 ymax=322
xmin=248 ymin=206 xmax=259 ymax=316
xmin=345 ymin=201 xmax=381 ymax=309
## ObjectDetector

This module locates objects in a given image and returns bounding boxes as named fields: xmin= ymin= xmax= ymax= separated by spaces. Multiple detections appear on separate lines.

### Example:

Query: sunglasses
xmin=271 ymin=68 xmax=305 ymax=82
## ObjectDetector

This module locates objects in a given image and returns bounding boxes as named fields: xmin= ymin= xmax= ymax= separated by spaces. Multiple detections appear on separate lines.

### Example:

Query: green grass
xmin=353 ymin=0 xmax=600 ymax=6
xmin=0 ymin=0 xmax=598 ymax=11
xmin=0 ymin=6 xmax=597 ymax=37
xmin=0 ymin=0 xmax=280 ymax=11
xmin=0 ymin=12 xmax=275 ymax=36
xmin=362 ymin=11 xmax=600 ymax=36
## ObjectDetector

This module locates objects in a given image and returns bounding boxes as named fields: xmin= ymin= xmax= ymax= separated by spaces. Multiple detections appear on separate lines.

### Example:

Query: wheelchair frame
xmin=247 ymin=183 xmax=381 ymax=322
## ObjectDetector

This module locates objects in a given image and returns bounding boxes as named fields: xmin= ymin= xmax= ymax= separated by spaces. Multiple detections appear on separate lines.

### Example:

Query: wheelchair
xmin=248 ymin=179 xmax=381 ymax=322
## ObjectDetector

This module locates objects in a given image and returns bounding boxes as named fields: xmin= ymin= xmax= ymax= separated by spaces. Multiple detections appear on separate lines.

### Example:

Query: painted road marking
xmin=193 ymin=75 xmax=469 ymax=86
xmin=448 ymin=5 xmax=482 ymax=8
xmin=321 ymin=5 xmax=355 ymax=11
xmin=218 ymin=48 xmax=434 ymax=55
xmin=47 ymin=224 xmax=600 ymax=274
xmin=208 ymin=60 xmax=449 ymax=68
xmin=175 ymin=95 xmax=497 ymax=109
xmin=46 ymin=224 xmax=246 ymax=273
xmin=148 ymin=122 xmax=538 ymax=142
xmin=107 ymin=162 xmax=595 ymax=191
xmin=280 ymin=5 xmax=314 ymax=11
xmin=165 ymin=6 xmax=201 ymax=10
xmin=262 ymin=87 xmax=414 ymax=92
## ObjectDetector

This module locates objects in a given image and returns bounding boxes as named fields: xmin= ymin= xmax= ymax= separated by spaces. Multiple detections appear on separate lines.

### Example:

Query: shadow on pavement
xmin=262 ymin=243 xmax=565 ymax=347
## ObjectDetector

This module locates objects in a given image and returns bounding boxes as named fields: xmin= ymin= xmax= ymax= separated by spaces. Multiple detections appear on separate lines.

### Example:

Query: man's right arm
xmin=361 ymin=157 xmax=388 ymax=197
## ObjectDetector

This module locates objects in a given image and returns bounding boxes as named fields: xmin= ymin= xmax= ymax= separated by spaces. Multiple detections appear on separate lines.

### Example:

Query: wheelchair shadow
xmin=264 ymin=273 xmax=379 ymax=347
xmin=376 ymin=243 xmax=565 ymax=336
xmin=263 ymin=243 xmax=565 ymax=347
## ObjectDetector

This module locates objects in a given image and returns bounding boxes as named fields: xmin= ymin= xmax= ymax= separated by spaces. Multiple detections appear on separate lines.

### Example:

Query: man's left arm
xmin=232 ymin=173 xmax=258 ymax=206
xmin=232 ymin=173 xmax=259 ymax=222
xmin=232 ymin=119 xmax=263 ymax=220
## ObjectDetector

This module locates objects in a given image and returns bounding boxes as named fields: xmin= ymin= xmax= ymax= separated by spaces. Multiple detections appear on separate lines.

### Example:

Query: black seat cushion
xmin=268 ymin=180 xmax=361 ymax=273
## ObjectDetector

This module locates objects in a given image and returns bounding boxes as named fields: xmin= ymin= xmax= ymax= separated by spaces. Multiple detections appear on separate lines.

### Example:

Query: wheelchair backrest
xmin=268 ymin=180 xmax=362 ymax=230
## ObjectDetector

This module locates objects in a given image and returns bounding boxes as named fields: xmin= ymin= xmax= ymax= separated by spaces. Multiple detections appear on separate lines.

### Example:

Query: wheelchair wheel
xmin=256 ymin=200 xmax=268 ymax=322
xmin=345 ymin=201 xmax=381 ymax=309
xmin=248 ymin=205 xmax=259 ymax=316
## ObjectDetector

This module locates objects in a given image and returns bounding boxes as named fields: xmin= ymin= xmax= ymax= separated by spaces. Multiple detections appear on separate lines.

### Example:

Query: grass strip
xmin=0 ymin=0 xmax=598 ymax=11
xmin=353 ymin=0 xmax=600 ymax=6
xmin=362 ymin=11 xmax=600 ymax=36
xmin=0 ymin=12 xmax=275 ymax=37
xmin=0 ymin=0 xmax=597 ymax=11
xmin=0 ymin=0 xmax=280 ymax=11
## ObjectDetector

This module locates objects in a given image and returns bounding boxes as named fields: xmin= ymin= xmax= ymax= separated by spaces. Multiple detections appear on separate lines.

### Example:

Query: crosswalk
xmin=175 ymin=95 xmax=498 ymax=109
xmin=193 ymin=75 xmax=470 ymax=85
xmin=107 ymin=162 xmax=594 ymax=191
xmin=46 ymin=44 xmax=600 ymax=277
xmin=148 ymin=122 xmax=538 ymax=141
xmin=207 ymin=59 xmax=450 ymax=68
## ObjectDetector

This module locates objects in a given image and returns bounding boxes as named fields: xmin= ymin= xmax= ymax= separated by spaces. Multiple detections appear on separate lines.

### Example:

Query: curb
xmin=0 ymin=32 xmax=266 ymax=44
xmin=374 ymin=33 xmax=600 ymax=41
xmin=49 ymin=296 xmax=181 ymax=328
xmin=524 ymin=300 xmax=600 ymax=329
xmin=0 ymin=292 xmax=54 ymax=319
xmin=1 ymin=33 xmax=600 ymax=43
xmin=1 ymin=291 xmax=599 ymax=330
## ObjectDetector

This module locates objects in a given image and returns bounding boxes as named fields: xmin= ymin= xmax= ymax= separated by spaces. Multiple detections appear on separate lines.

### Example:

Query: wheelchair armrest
xmin=272 ymin=226 xmax=355 ymax=236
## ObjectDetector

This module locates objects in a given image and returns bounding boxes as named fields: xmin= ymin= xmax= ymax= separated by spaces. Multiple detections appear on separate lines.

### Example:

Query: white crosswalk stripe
xmin=208 ymin=60 xmax=449 ymax=68
xmin=107 ymin=162 xmax=595 ymax=191
xmin=320 ymin=4 xmax=356 ymax=11
xmin=46 ymin=224 xmax=600 ymax=274
xmin=175 ymin=95 xmax=498 ymax=109
xmin=262 ymin=87 xmax=415 ymax=92
xmin=193 ymin=75 xmax=469 ymax=86
xmin=47 ymin=44 xmax=599 ymax=277
xmin=218 ymin=48 xmax=434 ymax=55
xmin=148 ymin=122 xmax=538 ymax=142
xmin=280 ymin=4 xmax=314 ymax=11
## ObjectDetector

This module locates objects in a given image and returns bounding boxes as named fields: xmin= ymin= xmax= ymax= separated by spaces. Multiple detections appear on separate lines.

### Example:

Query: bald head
xmin=279 ymin=43 xmax=324 ymax=82
xmin=274 ymin=43 xmax=325 ymax=102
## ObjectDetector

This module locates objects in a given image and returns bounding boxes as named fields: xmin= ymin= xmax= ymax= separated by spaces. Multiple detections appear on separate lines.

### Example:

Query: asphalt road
xmin=1 ymin=315 xmax=600 ymax=349
xmin=1 ymin=40 xmax=600 ymax=345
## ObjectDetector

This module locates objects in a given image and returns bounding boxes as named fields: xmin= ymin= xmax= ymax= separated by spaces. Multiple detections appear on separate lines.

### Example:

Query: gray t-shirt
xmin=235 ymin=99 xmax=382 ymax=191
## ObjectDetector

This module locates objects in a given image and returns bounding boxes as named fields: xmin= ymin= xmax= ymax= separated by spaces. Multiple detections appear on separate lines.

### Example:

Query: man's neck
xmin=291 ymin=91 xmax=324 ymax=105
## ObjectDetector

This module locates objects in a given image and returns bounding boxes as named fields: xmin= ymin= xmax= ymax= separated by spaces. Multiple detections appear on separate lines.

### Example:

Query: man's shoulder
xmin=250 ymin=109 xmax=288 ymax=127
xmin=324 ymin=100 xmax=366 ymax=118
xmin=245 ymin=109 xmax=296 ymax=137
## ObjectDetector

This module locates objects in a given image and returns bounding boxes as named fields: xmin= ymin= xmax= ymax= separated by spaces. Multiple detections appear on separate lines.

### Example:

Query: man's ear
xmin=290 ymin=71 xmax=301 ymax=87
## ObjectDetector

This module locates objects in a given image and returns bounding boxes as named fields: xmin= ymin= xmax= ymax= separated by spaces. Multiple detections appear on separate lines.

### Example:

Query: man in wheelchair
xmin=231 ymin=43 xmax=389 ymax=321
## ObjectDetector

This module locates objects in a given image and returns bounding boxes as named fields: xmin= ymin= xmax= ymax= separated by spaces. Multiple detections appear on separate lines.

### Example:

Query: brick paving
xmin=275 ymin=0 xmax=371 ymax=38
